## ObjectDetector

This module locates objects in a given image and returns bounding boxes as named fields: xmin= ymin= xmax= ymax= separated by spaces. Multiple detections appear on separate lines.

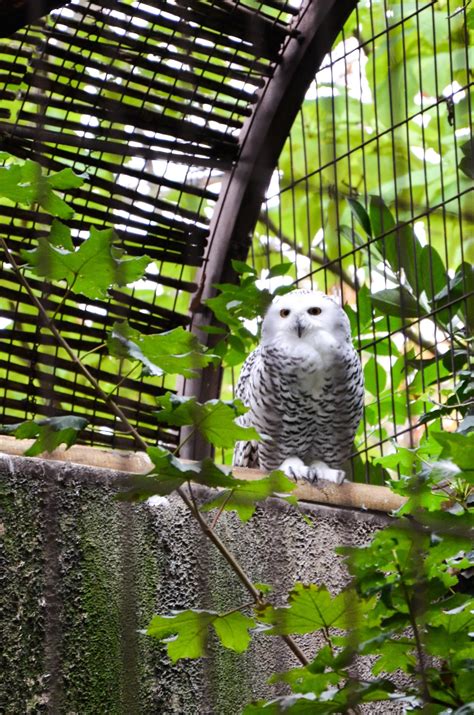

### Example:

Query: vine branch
xmin=395 ymin=556 xmax=431 ymax=704
xmin=1 ymin=236 xmax=309 ymax=668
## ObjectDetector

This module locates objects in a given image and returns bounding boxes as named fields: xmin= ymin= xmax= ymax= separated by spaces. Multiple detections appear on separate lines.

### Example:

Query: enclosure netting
xmin=228 ymin=0 xmax=472 ymax=481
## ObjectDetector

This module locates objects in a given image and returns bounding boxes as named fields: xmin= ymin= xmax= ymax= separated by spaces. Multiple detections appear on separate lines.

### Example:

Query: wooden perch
xmin=0 ymin=436 xmax=405 ymax=513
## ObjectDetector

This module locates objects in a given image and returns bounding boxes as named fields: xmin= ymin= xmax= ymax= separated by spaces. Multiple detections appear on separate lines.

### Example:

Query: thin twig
xmin=107 ymin=363 xmax=141 ymax=398
xmin=219 ymin=600 xmax=257 ymax=618
xmin=50 ymin=276 xmax=77 ymax=322
xmin=210 ymin=489 xmax=235 ymax=529
xmin=1 ymin=235 xmax=309 ymax=667
xmin=80 ymin=342 xmax=107 ymax=360
xmin=1 ymin=238 xmax=144 ymax=444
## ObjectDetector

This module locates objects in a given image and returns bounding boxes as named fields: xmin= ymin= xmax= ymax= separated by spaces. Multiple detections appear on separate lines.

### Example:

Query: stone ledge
xmin=0 ymin=435 xmax=405 ymax=513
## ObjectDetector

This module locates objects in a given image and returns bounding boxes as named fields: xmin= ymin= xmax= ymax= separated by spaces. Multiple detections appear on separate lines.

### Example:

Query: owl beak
xmin=295 ymin=319 xmax=304 ymax=338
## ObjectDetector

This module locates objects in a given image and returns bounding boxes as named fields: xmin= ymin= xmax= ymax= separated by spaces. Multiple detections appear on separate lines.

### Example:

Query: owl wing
xmin=233 ymin=347 xmax=261 ymax=469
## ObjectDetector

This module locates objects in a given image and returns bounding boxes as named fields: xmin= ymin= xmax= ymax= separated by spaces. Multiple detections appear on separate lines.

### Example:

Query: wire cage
xmin=216 ymin=0 xmax=473 ymax=481
xmin=0 ymin=0 xmax=472 ymax=480
xmin=241 ymin=0 xmax=473 ymax=482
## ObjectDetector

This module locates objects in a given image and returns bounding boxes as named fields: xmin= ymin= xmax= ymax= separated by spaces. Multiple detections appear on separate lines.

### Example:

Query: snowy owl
xmin=233 ymin=289 xmax=364 ymax=484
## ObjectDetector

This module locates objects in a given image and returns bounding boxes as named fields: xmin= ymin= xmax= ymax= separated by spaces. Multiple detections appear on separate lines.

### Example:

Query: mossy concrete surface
xmin=1 ymin=454 xmax=390 ymax=714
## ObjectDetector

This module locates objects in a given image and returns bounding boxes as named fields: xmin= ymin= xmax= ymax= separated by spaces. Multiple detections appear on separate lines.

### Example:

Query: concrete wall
xmin=1 ymin=453 xmax=392 ymax=714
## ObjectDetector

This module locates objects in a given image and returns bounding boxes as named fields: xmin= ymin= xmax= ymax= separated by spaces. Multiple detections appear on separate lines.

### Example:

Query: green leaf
xmin=459 ymin=156 xmax=474 ymax=180
xmin=22 ymin=227 xmax=151 ymax=299
xmin=213 ymin=611 xmax=255 ymax=653
xmin=459 ymin=262 xmax=474 ymax=334
xmin=432 ymin=263 xmax=474 ymax=331
xmin=39 ymin=188 xmax=74 ymax=220
xmin=424 ymin=536 xmax=473 ymax=588
xmin=394 ymin=225 xmax=423 ymax=296
xmin=340 ymin=225 xmax=373 ymax=254
xmin=459 ymin=138 xmax=474 ymax=179
xmin=244 ymin=693 xmax=330 ymax=713
xmin=268 ymin=262 xmax=293 ymax=278
xmin=355 ymin=285 xmax=373 ymax=330
xmin=458 ymin=416 xmax=474 ymax=435
xmin=206 ymin=278 xmax=272 ymax=336
xmin=47 ymin=167 xmax=85 ymax=190
xmin=231 ymin=260 xmax=257 ymax=275
xmin=117 ymin=447 xmax=237 ymax=501
xmin=146 ymin=608 xmax=255 ymax=660
xmin=371 ymin=287 xmax=421 ymax=319
xmin=257 ymin=583 xmax=370 ymax=636
xmin=273 ymin=645 xmax=348 ymax=693
xmin=348 ymin=198 xmax=372 ymax=236
xmin=0 ymin=416 xmax=88 ymax=456
xmin=0 ymin=160 xmax=65 ymax=216
xmin=147 ymin=610 xmax=214 ymax=661
xmin=155 ymin=394 xmax=260 ymax=447
xmin=108 ymin=322 xmax=215 ymax=378
xmin=368 ymin=197 xmax=424 ymax=294
xmin=201 ymin=469 xmax=296 ymax=522
xmin=339 ymin=526 xmax=422 ymax=596
xmin=425 ymin=598 xmax=474 ymax=658
xmin=0 ymin=163 xmax=34 ymax=204
xmin=373 ymin=444 xmax=419 ymax=475
xmin=420 ymin=244 xmax=447 ymax=302
xmin=254 ymin=583 xmax=273 ymax=595
xmin=370 ymin=638 xmax=416 ymax=675
xmin=369 ymin=195 xmax=398 ymax=272
xmin=364 ymin=357 xmax=387 ymax=396
xmin=369 ymin=196 xmax=395 ymax=239
xmin=467 ymin=9 xmax=474 ymax=32
xmin=430 ymin=431 xmax=474 ymax=471
xmin=48 ymin=219 xmax=74 ymax=250
xmin=19 ymin=160 xmax=76 ymax=219
xmin=199 ymin=325 xmax=228 ymax=335
xmin=245 ymin=679 xmax=397 ymax=712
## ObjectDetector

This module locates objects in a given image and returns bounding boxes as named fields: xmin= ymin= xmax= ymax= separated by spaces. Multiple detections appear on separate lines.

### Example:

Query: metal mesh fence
xmin=223 ymin=0 xmax=473 ymax=481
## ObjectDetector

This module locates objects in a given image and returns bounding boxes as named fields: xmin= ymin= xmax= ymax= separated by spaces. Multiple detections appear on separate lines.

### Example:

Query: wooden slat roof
xmin=0 ymin=0 xmax=301 ymax=448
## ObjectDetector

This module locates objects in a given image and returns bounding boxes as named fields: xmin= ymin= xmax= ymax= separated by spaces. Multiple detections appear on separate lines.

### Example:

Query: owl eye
xmin=308 ymin=307 xmax=322 ymax=316
xmin=280 ymin=308 xmax=290 ymax=318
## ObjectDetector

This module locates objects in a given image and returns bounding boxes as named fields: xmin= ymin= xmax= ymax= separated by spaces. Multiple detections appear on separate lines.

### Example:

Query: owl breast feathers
xmin=233 ymin=289 xmax=364 ymax=484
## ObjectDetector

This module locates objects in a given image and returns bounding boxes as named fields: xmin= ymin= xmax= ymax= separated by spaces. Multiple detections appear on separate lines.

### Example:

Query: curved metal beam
xmin=182 ymin=0 xmax=359 ymax=458
xmin=0 ymin=0 xmax=69 ymax=36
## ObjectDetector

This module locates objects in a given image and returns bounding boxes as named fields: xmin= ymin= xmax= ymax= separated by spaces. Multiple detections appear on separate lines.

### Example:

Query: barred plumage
xmin=233 ymin=289 xmax=364 ymax=484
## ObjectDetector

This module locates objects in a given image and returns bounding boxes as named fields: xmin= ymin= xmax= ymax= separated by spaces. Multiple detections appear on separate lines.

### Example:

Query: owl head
xmin=261 ymin=289 xmax=351 ymax=348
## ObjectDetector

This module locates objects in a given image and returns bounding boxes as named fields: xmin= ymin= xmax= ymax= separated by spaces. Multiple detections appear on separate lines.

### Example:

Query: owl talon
xmin=280 ymin=458 xmax=320 ymax=483
xmin=311 ymin=461 xmax=345 ymax=484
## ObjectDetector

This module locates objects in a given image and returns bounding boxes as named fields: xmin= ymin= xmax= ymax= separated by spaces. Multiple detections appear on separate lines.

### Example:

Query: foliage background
xmin=0 ymin=2 xmax=472 ymax=712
